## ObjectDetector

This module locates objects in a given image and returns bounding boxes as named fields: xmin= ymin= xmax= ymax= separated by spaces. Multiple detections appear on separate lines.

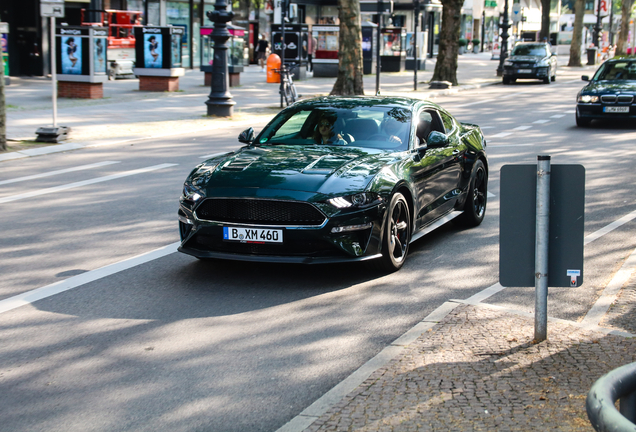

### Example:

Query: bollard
xmin=266 ymin=54 xmax=281 ymax=83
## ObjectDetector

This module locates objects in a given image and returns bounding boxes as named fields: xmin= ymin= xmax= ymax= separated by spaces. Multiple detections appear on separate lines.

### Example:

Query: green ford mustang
xmin=178 ymin=96 xmax=488 ymax=272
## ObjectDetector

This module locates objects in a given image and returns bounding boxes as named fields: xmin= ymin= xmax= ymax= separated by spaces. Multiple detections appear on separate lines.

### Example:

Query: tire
xmin=290 ymin=83 xmax=298 ymax=102
xmin=543 ymin=68 xmax=551 ymax=84
xmin=551 ymin=71 xmax=556 ymax=82
xmin=456 ymin=160 xmax=487 ymax=227
xmin=283 ymin=82 xmax=293 ymax=106
xmin=502 ymin=77 xmax=511 ymax=85
xmin=378 ymin=192 xmax=411 ymax=272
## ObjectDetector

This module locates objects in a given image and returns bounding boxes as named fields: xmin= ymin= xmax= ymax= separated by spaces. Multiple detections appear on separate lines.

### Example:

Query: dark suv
xmin=502 ymin=42 xmax=557 ymax=84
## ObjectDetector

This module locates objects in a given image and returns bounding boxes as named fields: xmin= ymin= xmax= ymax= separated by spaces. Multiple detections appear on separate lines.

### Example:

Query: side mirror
xmin=426 ymin=131 xmax=449 ymax=148
xmin=582 ymin=75 xmax=590 ymax=82
xmin=238 ymin=127 xmax=255 ymax=144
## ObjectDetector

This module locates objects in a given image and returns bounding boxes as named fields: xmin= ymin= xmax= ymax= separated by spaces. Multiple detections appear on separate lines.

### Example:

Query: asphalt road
xmin=1 ymin=78 xmax=635 ymax=432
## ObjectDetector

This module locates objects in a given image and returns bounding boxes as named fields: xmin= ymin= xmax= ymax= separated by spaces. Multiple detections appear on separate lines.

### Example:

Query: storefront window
xmin=381 ymin=30 xmax=403 ymax=56
xmin=313 ymin=26 xmax=339 ymax=59
xmin=167 ymin=0 xmax=190 ymax=67
xmin=193 ymin=2 xmax=201 ymax=67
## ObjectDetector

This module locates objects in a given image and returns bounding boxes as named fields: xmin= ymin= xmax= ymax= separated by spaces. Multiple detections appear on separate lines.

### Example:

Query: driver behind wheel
xmin=379 ymin=117 xmax=407 ymax=145
xmin=313 ymin=115 xmax=348 ymax=145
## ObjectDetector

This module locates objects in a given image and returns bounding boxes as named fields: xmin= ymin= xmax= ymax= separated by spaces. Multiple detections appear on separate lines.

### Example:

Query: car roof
xmin=293 ymin=96 xmax=437 ymax=111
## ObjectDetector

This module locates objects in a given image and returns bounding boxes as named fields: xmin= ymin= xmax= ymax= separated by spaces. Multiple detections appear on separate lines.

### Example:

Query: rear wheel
xmin=379 ymin=192 xmax=411 ymax=272
xmin=456 ymin=160 xmax=487 ymax=227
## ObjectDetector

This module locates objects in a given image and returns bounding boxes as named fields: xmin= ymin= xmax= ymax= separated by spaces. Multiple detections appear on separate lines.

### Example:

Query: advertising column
xmin=56 ymin=26 xmax=108 ymax=99
xmin=133 ymin=26 xmax=186 ymax=92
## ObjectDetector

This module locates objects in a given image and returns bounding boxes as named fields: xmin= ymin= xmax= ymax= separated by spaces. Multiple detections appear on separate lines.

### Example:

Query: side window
xmin=439 ymin=111 xmax=455 ymax=134
xmin=416 ymin=111 xmax=433 ymax=143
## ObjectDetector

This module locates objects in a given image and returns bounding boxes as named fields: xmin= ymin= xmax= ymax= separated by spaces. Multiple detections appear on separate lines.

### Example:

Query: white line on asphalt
xmin=0 ymin=163 xmax=178 ymax=204
xmin=550 ymin=114 xmax=566 ymax=118
xmin=453 ymin=99 xmax=498 ymax=108
xmin=581 ymin=245 xmax=636 ymax=327
xmin=490 ymin=132 xmax=514 ymax=138
xmin=533 ymin=119 xmax=550 ymax=124
xmin=0 ymin=242 xmax=180 ymax=315
xmin=584 ymin=208 xmax=636 ymax=245
xmin=512 ymin=126 xmax=533 ymax=131
xmin=0 ymin=161 xmax=121 ymax=186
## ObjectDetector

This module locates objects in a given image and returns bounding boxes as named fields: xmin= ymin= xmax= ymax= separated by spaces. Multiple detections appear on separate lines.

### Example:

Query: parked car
xmin=576 ymin=57 xmax=636 ymax=127
xmin=502 ymin=42 xmax=557 ymax=84
xmin=178 ymin=96 xmax=488 ymax=272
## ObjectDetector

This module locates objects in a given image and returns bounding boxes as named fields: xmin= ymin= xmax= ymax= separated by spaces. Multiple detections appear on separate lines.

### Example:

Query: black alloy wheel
xmin=379 ymin=192 xmax=411 ymax=272
xmin=457 ymin=160 xmax=487 ymax=227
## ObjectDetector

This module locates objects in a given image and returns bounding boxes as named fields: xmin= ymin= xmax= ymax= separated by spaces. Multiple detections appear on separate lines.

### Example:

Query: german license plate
xmin=603 ymin=106 xmax=629 ymax=113
xmin=223 ymin=227 xmax=283 ymax=243
xmin=517 ymin=69 xmax=532 ymax=73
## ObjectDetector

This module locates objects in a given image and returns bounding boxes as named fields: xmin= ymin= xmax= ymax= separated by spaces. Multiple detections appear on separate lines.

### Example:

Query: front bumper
xmin=576 ymin=103 xmax=636 ymax=120
xmin=178 ymin=198 xmax=387 ymax=264
xmin=503 ymin=66 xmax=549 ymax=79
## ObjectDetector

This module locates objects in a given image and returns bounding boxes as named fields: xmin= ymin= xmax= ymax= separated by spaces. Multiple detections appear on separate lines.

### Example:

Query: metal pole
xmin=375 ymin=3 xmax=383 ymax=95
xmin=534 ymin=155 xmax=551 ymax=342
xmin=280 ymin=2 xmax=286 ymax=108
xmin=413 ymin=0 xmax=419 ymax=91
xmin=51 ymin=16 xmax=57 ymax=128
xmin=496 ymin=0 xmax=510 ymax=76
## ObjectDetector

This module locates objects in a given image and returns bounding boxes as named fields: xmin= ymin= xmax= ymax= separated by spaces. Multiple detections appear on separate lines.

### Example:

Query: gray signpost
xmin=500 ymin=156 xmax=585 ymax=341
xmin=36 ymin=0 xmax=69 ymax=142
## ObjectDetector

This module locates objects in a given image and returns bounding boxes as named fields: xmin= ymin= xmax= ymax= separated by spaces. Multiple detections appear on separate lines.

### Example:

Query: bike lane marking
xmin=0 ymin=163 xmax=178 ymax=204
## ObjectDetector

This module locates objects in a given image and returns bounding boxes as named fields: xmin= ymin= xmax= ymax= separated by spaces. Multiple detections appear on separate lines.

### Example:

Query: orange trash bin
xmin=266 ymin=54 xmax=281 ymax=83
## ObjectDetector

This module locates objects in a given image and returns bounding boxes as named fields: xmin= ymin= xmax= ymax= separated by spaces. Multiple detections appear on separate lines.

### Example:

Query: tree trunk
xmin=616 ymin=0 xmax=635 ymax=55
xmin=431 ymin=0 xmax=463 ymax=86
xmin=0 ymin=50 xmax=6 ymax=152
xmin=330 ymin=0 xmax=364 ymax=95
xmin=540 ymin=0 xmax=551 ymax=42
xmin=568 ymin=0 xmax=585 ymax=66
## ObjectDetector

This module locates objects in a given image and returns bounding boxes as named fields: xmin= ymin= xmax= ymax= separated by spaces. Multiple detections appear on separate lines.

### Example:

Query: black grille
xmin=195 ymin=199 xmax=326 ymax=226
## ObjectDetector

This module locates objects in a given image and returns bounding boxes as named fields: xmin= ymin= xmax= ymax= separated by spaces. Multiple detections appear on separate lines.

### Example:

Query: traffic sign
xmin=512 ymin=3 xmax=522 ymax=23
xmin=41 ymin=0 xmax=65 ymax=18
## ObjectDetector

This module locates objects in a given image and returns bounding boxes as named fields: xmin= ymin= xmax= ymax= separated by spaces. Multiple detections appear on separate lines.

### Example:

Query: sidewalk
xmin=284 ymin=271 xmax=636 ymax=432
xmin=2 ymin=52 xmax=596 ymax=161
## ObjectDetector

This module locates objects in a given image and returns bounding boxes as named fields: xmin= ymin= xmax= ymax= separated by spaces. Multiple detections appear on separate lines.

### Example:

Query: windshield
xmin=256 ymin=105 xmax=412 ymax=151
xmin=593 ymin=61 xmax=636 ymax=81
xmin=511 ymin=45 xmax=547 ymax=57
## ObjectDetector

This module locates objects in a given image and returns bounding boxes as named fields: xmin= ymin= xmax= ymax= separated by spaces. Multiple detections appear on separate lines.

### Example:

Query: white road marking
xmin=533 ymin=119 xmax=550 ymax=124
xmin=0 ymin=161 xmax=121 ymax=186
xmin=584 ymin=208 xmax=636 ymax=245
xmin=0 ymin=242 xmax=180 ymax=315
xmin=581 ymin=245 xmax=636 ymax=327
xmin=490 ymin=132 xmax=514 ymax=138
xmin=550 ymin=114 xmax=566 ymax=118
xmin=512 ymin=126 xmax=533 ymax=131
xmin=0 ymin=163 xmax=178 ymax=204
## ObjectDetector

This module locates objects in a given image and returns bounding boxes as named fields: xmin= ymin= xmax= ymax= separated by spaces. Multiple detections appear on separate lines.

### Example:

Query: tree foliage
xmin=330 ymin=0 xmax=364 ymax=95
xmin=431 ymin=0 xmax=463 ymax=86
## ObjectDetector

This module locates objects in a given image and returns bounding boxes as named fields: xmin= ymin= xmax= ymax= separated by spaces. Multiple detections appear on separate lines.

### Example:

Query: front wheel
xmin=576 ymin=113 xmax=591 ymax=127
xmin=456 ymin=160 xmax=487 ymax=227
xmin=378 ymin=192 xmax=411 ymax=272
xmin=543 ymin=68 xmax=551 ymax=84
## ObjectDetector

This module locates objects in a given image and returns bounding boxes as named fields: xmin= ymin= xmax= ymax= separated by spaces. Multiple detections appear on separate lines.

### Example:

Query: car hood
xmin=582 ymin=81 xmax=636 ymax=94
xmin=195 ymin=145 xmax=398 ymax=196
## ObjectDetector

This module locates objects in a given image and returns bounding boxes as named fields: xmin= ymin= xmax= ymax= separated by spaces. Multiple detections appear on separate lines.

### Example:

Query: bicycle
xmin=274 ymin=63 xmax=298 ymax=107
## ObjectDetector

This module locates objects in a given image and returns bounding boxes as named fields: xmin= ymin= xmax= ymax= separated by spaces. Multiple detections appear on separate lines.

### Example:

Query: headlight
xmin=327 ymin=192 xmax=382 ymax=209
xmin=182 ymin=182 xmax=205 ymax=202
xmin=504 ymin=60 xmax=513 ymax=66
xmin=578 ymin=94 xmax=599 ymax=103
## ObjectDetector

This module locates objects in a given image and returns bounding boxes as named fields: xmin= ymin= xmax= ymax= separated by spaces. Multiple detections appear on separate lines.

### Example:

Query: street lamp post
xmin=496 ymin=0 xmax=510 ymax=76
xmin=413 ymin=0 xmax=420 ymax=91
xmin=205 ymin=0 xmax=236 ymax=117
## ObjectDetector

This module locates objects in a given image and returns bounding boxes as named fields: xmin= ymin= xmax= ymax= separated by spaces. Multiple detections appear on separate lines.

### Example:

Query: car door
xmin=410 ymin=108 xmax=464 ymax=228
